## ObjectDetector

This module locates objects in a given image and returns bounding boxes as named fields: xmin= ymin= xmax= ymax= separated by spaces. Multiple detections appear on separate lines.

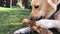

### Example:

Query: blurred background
xmin=0 ymin=0 xmax=32 ymax=9
xmin=0 ymin=0 xmax=32 ymax=34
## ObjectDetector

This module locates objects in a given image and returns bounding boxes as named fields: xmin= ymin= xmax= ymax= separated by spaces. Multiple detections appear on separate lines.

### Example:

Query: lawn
xmin=0 ymin=7 xmax=31 ymax=34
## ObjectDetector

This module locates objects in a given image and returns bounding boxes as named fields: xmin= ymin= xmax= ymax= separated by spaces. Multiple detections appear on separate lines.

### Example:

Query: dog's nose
xmin=29 ymin=16 xmax=36 ymax=21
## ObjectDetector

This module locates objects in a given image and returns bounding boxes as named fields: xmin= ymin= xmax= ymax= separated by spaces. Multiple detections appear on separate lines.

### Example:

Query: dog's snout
xmin=29 ymin=15 xmax=45 ymax=21
xmin=29 ymin=15 xmax=38 ymax=21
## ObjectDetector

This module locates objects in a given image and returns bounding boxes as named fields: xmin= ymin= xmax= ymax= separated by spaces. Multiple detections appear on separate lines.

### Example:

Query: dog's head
xmin=29 ymin=0 xmax=60 ymax=21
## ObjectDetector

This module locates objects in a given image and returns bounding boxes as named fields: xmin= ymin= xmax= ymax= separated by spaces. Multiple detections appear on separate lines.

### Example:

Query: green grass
xmin=0 ymin=7 xmax=31 ymax=34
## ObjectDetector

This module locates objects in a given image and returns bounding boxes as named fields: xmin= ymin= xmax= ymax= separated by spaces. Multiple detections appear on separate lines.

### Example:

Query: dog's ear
xmin=45 ymin=0 xmax=60 ymax=19
xmin=51 ymin=0 xmax=59 ymax=4
xmin=47 ymin=0 xmax=60 ymax=9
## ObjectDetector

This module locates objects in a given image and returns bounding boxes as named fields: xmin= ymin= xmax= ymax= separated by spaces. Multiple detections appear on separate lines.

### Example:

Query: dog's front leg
xmin=23 ymin=18 xmax=53 ymax=34
xmin=13 ymin=27 xmax=32 ymax=34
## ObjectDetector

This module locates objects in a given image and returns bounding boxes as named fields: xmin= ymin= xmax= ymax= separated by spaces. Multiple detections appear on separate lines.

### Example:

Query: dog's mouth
xmin=29 ymin=16 xmax=44 ymax=22
xmin=36 ymin=16 xmax=44 ymax=21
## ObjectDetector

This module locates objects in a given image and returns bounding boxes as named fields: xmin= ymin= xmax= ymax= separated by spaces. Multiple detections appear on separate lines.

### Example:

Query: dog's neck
xmin=48 ymin=3 xmax=60 ymax=19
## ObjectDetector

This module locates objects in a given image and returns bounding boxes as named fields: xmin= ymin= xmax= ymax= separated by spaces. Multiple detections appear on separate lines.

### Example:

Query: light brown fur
xmin=30 ymin=0 xmax=60 ymax=19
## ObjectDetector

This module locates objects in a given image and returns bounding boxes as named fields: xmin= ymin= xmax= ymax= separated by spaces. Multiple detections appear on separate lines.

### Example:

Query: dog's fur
xmin=36 ymin=19 xmax=60 ymax=32
xmin=54 ymin=9 xmax=60 ymax=20
xmin=14 ymin=0 xmax=60 ymax=34
xmin=30 ymin=0 xmax=60 ymax=20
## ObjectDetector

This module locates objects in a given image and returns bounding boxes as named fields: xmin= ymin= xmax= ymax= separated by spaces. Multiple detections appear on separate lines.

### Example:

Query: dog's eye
xmin=34 ymin=6 xmax=39 ymax=9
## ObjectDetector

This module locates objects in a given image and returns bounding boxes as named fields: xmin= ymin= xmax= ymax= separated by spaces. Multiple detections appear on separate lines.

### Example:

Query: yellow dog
xmin=14 ymin=0 xmax=60 ymax=34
